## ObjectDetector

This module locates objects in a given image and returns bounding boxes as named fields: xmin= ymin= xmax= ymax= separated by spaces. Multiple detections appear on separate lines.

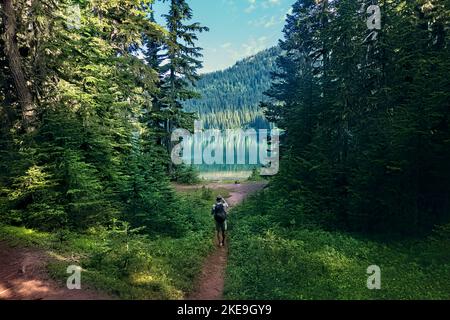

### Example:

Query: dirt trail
xmin=1 ymin=182 xmax=266 ymax=300
xmin=187 ymin=182 xmax=267 ymax=300
xmin=0 ymin=242 xmax=108 ymax=300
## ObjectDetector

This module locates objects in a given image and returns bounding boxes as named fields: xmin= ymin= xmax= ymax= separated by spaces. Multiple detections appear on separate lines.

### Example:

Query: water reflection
xmin=178 ymin=128 xmax=275 ymax=179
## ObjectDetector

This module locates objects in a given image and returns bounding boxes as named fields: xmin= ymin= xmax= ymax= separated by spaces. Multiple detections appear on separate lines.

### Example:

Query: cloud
xmin=245 ymin=4 xmax=257 ymax=13
xmin=248 ymin=14 xmax=284 ymax=28
xmin=201 ymin=36 xmax=270 ymax=73
xmin=197 ymin=0 xmax=290 ymax=73
xmin=264 ymin=16 xmax=278 ymax=28
xmin=240 ymin=36 xmax=270 ymax=57
xmin=244 ymin=0 xmax=283 ymax=13
xmin=262 ymin=0 xmax=282 ymax=9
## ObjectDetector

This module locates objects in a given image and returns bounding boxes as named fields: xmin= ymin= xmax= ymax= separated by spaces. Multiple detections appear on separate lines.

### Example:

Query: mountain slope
xmin=183 ymin=46 xmax=280 ymax=129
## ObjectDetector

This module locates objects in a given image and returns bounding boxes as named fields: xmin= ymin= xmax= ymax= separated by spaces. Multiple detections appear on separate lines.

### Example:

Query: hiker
xmin=212 ymin=196 xmax=229 ymax=247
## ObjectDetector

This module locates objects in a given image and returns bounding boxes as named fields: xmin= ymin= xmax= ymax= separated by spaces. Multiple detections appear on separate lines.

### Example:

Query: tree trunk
xmin=1 ymin=0 xmax=36 ymax=132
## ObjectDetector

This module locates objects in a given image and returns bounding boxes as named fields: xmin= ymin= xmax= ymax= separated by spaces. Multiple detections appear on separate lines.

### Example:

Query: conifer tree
xmin=160 ymin=0 xmax=208 ymax=134
xmin=265 ymin=0 xmax=450 ymax=234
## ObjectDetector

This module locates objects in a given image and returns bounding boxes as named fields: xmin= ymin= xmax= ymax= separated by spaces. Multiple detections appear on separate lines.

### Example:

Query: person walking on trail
xmin=212 ymin=196 xmax=229 ymax=247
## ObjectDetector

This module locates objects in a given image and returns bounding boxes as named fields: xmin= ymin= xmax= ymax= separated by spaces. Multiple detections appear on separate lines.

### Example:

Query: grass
xmin=0 ymin=225 xmax=214 ymax=299
xmin=174 ymin=184 xmax=231 ymax=201
xmin=224 ymin=192 xmax=450 ymax=300
xmin=0 ymin=186 xmax=223 ymax=300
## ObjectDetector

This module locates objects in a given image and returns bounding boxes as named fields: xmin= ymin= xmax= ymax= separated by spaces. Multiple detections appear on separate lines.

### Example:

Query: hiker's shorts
xmin=215 ymin=220 xmax=227 ymax=232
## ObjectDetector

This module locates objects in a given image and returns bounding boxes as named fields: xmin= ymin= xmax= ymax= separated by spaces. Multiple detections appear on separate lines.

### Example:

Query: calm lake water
xmin=176 ymin=127 xmax=278 ymax=180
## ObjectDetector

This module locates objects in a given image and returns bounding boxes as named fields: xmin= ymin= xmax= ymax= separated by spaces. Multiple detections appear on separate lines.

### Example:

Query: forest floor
xmin=0 ymin=181 xmax=266 ymax=300
xmin=0 ymin=241 xmax=109 ymax=300
xmin=185 ymin=182 xmax=267 ymax=300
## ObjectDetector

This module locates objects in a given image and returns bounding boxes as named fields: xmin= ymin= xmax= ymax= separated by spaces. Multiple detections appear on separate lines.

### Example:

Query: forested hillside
xmin=183 ymin=47 xmax=280 ymax=129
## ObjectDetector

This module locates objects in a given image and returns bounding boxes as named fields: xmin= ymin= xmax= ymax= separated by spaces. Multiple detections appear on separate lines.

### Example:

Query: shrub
xmin=172 ymin=165 xmax=200 ymax=185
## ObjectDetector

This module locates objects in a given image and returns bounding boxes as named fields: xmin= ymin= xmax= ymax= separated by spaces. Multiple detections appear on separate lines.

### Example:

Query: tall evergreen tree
xmin=265 ymin=0 xmax=450 ymax=234
xmin=0 ymin=0 xmax=194 ymax=234
xmin=160 ymin=0 xmax=208 ymax=134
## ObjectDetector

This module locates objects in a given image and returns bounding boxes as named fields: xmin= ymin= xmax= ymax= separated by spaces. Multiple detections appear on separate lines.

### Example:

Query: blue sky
xmin=153 ymin=0 xmax=294 ymax=73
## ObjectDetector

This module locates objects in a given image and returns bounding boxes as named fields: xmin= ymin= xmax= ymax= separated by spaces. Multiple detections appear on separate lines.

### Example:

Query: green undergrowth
xmin=225 ymin=192 xmax=450 ymax=300
xmin=0 ymin=188 xmax=222 ymax=299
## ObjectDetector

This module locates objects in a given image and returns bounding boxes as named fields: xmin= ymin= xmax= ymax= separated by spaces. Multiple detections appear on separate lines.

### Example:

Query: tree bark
xmin=1 ymin=0 xmax=36 ymax=132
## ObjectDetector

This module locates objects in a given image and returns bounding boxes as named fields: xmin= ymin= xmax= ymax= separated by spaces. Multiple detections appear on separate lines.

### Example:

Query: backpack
xmin=213 ymin=203 xmax=227 ymax=223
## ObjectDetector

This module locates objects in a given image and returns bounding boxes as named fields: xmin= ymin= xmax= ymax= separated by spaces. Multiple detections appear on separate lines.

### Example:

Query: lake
xmin=175 ymin=125 xmax=278 ymax=181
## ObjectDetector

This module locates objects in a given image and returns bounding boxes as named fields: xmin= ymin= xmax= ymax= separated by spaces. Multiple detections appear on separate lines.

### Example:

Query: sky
xmin=153 ymin=0 xmax=294 ymax=73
